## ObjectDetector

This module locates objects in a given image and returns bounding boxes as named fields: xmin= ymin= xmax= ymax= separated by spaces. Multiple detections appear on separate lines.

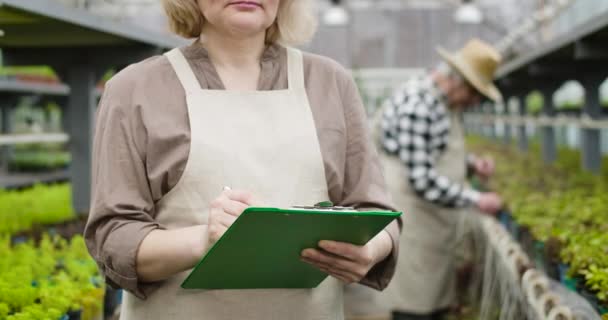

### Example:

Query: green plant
xmin=525 ymin=90 xmax=544 ymax=115
xmin=0 ymin=66 xmax=57 ymax=79
xmin=467 ymin=136 xmax=608 ymax=304
xmin=582 ymin=265 xmax=608 ymax=303
xmin=9 ymin=150 xmax=71 ymax=171
xmin=0 ymin=234 xmax=102 ymax=318
xmin=600 ymin=78 xmax=608 ymax=108
xmin=0 ymin=302 xmax=9 ymax=318
xmin=0 ymin=183 xmax=74 ymax=235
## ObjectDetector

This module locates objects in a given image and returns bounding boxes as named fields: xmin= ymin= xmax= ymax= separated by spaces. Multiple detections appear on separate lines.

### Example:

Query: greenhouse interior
xmin=1 ymin=0 xmax=607 ymax=319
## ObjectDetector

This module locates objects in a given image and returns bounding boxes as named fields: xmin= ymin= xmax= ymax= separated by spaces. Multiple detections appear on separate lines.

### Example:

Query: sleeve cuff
xmin=466 ymin=153 xmax=478 ymax=168
xmin=359 ymin=219 xmax=401 ymax=291
xmin=98 ymin=222 xmax=162 ymax=300
xmin=462 ymin=188 xmax=481 ymax=205
xmin=466 ymin=154 xmax=478 ymax=177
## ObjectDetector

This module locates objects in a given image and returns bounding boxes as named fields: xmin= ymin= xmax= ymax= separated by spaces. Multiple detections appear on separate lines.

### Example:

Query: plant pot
xmin=580 ymin=287 xmax=601 ymax=314
xmin=498 ymin=211 xmax=512 ymax=230
xmin=67 ymin=309 xmax=82 ymax=320
xmin=558 ymin=264 xmax=578 ymax=292
xmin=544 ymin=237 xmax=562 ymax=280
xmin=104 ymin=287 xmax=121 ymax=318
xmin=533 ymin=240 xmax=546 ymax=272
xmin=510 ymin=220 xmax=520 ymax=242
xmin=519 ymin=226 xmax=535 ymax=259
xmin=11 ymin=235 xmax=28 ymax=245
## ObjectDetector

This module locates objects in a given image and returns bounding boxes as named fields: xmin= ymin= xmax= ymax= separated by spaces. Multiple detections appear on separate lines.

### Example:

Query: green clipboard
xmin=181 ymin=206 xmax=401 ymax=290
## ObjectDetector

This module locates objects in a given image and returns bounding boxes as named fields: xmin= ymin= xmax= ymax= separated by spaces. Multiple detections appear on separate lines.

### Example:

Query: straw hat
xmin=437 ymin=38 xmax=503 ymax=102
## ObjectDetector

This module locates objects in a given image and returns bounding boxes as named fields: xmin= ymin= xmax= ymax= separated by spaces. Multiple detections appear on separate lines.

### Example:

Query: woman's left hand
xmin=301 ymin=231 xmax=393 ymax=284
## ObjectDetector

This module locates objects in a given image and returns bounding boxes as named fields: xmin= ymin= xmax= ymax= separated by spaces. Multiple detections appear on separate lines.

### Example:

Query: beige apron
xmin=372 ymin=109 xmax=468 ymax=315
xmin=120 ymin=47 xmax=343 ymax=320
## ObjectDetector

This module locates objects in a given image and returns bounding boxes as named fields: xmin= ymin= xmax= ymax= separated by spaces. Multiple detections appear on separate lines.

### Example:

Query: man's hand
xmin=473 ymin=156 xmax=495 ymax=179
xmin=477 ymin=192 xmax=503 ymax=215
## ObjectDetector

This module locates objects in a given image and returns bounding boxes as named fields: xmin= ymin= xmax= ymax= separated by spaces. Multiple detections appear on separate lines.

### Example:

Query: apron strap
xmin=166 ymin=46 xmax=305 ymax=95
xmin=165 ymin=48 xmax=200 ymax=95
xmin=286 ymin=47 xmax=306 ymax=93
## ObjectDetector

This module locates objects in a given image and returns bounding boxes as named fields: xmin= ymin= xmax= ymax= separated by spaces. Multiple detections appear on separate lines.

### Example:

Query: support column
xmin=516 ymin=95 xmax=528 ymax=152
xmin=580 ymin=76 xmax=603 ymax=173
xmin=0 ymin=96 xmax=18 ymax=170
xmin=539 ymin=85 xmax=558 ymax=164
xmin=65 ymin=66 xmax=99 ymax=214
xmin=503 ymin=96 xmax=513 ymax=145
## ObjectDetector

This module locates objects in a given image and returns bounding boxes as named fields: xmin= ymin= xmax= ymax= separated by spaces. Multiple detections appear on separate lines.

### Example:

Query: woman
xmin=85 ymin=0 xmax=401 ymax=319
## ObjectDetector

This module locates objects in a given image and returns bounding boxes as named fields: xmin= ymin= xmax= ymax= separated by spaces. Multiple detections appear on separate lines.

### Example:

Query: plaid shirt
xmin=380 ymin=76 xmax=480 ymax=208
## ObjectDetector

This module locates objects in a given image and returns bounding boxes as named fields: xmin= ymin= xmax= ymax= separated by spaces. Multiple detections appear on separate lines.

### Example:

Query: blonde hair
xmin=162 ymin=0 xmax=318 ymax=46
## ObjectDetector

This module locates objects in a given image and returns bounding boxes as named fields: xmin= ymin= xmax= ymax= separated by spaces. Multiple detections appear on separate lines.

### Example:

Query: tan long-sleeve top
xmin=85 ymin=41 xmax=402 ymax=299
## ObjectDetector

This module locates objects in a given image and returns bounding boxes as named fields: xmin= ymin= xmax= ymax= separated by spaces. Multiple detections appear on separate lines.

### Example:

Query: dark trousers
xmin=392 ymin=310 xmax=447 ymax=320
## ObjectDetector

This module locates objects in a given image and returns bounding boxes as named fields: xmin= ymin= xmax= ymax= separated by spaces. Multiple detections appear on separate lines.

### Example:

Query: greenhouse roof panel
xmin=0 ymin=0 xmax=186 ymax=48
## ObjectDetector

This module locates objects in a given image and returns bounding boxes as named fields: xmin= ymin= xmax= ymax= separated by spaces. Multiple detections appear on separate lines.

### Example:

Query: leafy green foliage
xmin=9 ymin=150 xmax=71 ymax=171
xmin=0 ymin=183 xmax=103 ymax=318
xmin=0 ymin=66 xmax=57 ymax=79
xmin=525 ymin=90 xmax=544 ymax=115
xmin=582 ymin=265 xmax=608 ymax=302
xmin=0 ymin=183 xmax=74 ymax=236
xmin=467 ymin=136 xmax=608 ymax=303
xmin=0 ymin=234 xmax=103 ymax=318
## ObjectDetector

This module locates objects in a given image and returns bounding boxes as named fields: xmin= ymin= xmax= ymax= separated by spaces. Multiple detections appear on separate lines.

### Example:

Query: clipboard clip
xmin=291 ymin=201 xmax=355 ymax=211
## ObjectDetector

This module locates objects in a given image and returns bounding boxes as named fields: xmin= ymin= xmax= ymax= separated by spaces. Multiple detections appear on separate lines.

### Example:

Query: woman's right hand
xmin=208 ymin=189 xmax=260 ymax=244
xmin=136 ymin=189 xmax=260 ymax=283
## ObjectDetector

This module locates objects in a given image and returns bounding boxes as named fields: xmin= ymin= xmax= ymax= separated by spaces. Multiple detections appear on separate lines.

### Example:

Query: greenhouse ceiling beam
xmin=498 ymin=62 xmax=608 ymax=85
xmin=573 ymin=40 xmax=608 ymax=60
xmin=525 ymin=62 xmax=599 ymax=78
xmin=496 ymin=9 xmax=608 ymax=79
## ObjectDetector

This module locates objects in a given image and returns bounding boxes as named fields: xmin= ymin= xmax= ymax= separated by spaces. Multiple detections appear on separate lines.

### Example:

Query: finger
xmin=220 ymin=198 xmax=249 ymax=217
xmin=326 ymin=269 xmax=359 ymax=283
xmin=225 ymin=189 xmax=259 ymax=206
xmin=318 ymin=240 xmax=366 ymax=263
xmin=301 ymin=249 xmax=365 ymax=276
xmin=213 ymin=193 xmax=248 ymax=216
xmin=208 ymin=205 xmax=223 ymax=222
xmin=301 ymin=258 xmax=358 ymax=283
xmin=216 ymin=212 xmax=237 ymax=228
xmin=301 ymin=253 xmax=334 ymax=270
xmin=321 ymin=268 xmax=355 ymax=284
xmin=316 ymin=264 xmax=359 ymax=283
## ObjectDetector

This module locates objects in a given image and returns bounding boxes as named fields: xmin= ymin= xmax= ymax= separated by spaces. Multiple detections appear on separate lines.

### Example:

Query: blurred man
xmin=377 ymin=39 xmax=504 ymax=320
